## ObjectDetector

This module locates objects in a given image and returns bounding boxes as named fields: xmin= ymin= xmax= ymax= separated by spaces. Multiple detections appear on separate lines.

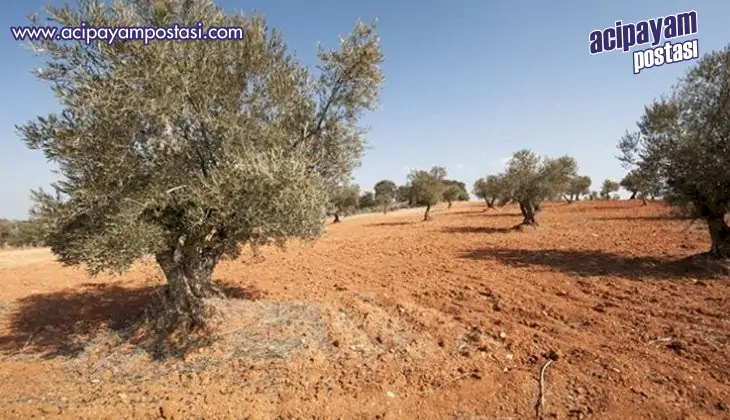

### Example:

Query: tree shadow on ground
xmin=365 ymin=221 xmax=414 ymax=227
xmin=460 ymin=247 xmax=728 ymax=280
xmin=594 ymin=215 xmax=693 ymax=221
xmin=462 ymin=211 xmax=521 ymax=218
xmin=442 ymin=226 xmax=516 ymax=234
xmin=0 ymin=281 xmax=260 ymax=360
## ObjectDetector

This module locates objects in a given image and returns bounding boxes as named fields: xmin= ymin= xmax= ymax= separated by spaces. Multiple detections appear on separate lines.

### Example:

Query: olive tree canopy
xmin=330 ymin=184 xmax=360 ymax=223
xmin=19 ymin=0 xmax=384 ymax=328
xmin=373 ymin=179 xmax=397 ymax=213
xmin=600 ymin=179 xmax=620 ymax=199
xmin=472 ymin=174 xmax=509 ymax=209
xmin=618 ymin=45 xmax=730 ymax=258
xmin=564 ymin=175 xmax=591 ymax=203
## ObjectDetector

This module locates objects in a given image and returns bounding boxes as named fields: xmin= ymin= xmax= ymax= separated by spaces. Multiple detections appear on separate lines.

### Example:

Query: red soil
xmin=0 ymin=201 xmax=727 ymax=419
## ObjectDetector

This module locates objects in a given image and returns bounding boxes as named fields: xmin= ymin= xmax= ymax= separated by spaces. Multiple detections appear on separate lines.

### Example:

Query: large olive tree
xmin=19 ymin=0 xmax=384 ymax=328
xmin=618 ymin=45 xmax=730 ymax=258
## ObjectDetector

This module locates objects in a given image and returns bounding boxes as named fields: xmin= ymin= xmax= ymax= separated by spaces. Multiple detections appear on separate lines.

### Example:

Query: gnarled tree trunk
xmin=706 ymin=215 xmax=730 ymax=258
xmin=519 ymin=201 xmax=538 ymax=226
xmin=155 ymin=247 xmax=224 ymax=329
xmin=423 ymin=203 xmax=432 ymax=221
xmin=629 ymin=191 xmax=637 ymax=199
xmin=447 ymin=200 xmax=453 ymax=209
xmin=333 ymin=212 xmax=341 ymax=223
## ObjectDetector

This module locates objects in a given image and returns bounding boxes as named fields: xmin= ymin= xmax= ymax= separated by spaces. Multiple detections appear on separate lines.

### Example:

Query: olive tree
xmin=373 ymin=179 xmax=396 ymax=213
xmin=395 ymin=185 xmax=412 ymax=205
xmin=19 ymin=0 xmax=384 ymax=328
xmin=407 ymin=166 xmax=447 ymax=221
xmin=358 ymin=191 xmax=376 ymax=209
xmin=441 ymin=180 xmax=469 ymax=208
xmin=472 ymin=174 xmax=509 ymax=209
xmin=600 ymin=179 xmax=620 ymax=199
xmin=564 ymin=175 xmax=592 ymax=203
xmin=618 ymin=45 xmax=730 ymax=258
xmin=620 ymin=168 xmax=661 ymax=204
xmin=441 ymin=184 xmax=459 ymax=209
xmin=502 ymin=150 xmax=577 ymax=226
xmin=330 ymin=184 xmax=360 ymax=223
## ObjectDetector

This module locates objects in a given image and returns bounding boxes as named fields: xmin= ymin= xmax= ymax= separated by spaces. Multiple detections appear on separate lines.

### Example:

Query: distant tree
xmin=373 ymin=180 xmax=397 ymax=213
xmin=564 ymin=175 xmax=592 ymax=203
xmin=589 ymin=191 xmax=599 ymax=200
xmin=502 ymin=150 xmax=577 ymax=226
xmin=620 ymin=168 xmax=662 ymax=204
xmin=0 ymin=220 xmax=11 ymax=247
xmin=619 ymin=170 xmax=641 ymax=200
xmin=358 ymin=191 xmax=376 ymax=209
xmin=618 ymin=46 xmax=730 ymax=258
xmin=0 ymin=219 xmax=46 ymax=248
xmin=441 ymin=184 xmax=459 ymax=209
xmin=407 ymin=166 xmax=447 ymax=221
xmin=441 ymin=180 xmax=469 ymax=207
xmin=472 ymin=175 xmax=509 ymax=209
xmin=600 ymin=179 xmax=620 ymax=199
xmin=18 ymin=1 xmax=384 ymax=329
xmin=331 ymin=184 xmax=360 ymax=223
xmin=395 ymin=185 xmax=412 ymax=205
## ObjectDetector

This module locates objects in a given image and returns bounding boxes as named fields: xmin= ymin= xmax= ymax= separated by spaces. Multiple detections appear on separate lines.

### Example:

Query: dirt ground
xmin=0 ymin=201 xmax=728 ymax=419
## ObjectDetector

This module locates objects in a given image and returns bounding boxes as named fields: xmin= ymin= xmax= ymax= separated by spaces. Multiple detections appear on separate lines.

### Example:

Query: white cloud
xmin=453 ymin=163 xmax=464 ymax=170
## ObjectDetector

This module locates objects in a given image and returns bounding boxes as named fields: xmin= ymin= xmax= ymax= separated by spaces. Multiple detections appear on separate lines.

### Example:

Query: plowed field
xmin=0 ymin=201 xmax=728 ymax=419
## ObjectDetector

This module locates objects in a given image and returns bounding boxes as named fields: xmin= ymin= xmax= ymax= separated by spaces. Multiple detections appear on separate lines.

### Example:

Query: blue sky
xmin=1 ymin=0 xmax=728 ymax=219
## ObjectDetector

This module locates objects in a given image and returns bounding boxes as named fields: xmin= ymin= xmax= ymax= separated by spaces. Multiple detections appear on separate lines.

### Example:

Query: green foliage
xmin=564 ymin=175 xmax=592 ymax=201
xmin=407 ymin=166 xmax=447 ymax=207
xmin=395 ymin=185 xmax=412 ymax=204
xmin=504 ymin=151 xmax=577 ymax=201
xmin=19 ymin=1 xmax=384 ymax=279
xmin=331 ymin=184 xmax=360 ymax=215
xmin=0 ymin=219 xmax=46 ymax=248
xmin=620 ymin=168 xmax=662 ymax=200
xmin=501 ymin=149 xmax=578 ymax=224
xmin=472 ymin=175 xmax=509 ymax=207
xmin=617 ymin=45 xmax=730 ymax=256
xmin=441 ymin=180 xmax=469 ymax=204
xmin=358 ymin=191 xmax=376 ymax=209
xmin=600 ymin=179 xmax=620 ymax=199
xmin=373 ymin=179 xmax=397 ymax=211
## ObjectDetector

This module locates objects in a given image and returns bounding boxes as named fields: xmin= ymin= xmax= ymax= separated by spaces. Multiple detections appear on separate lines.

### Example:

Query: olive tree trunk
xmin=707 ymin=215 xmax=730 ymax=258
xmin=423 ymin=203 xmax=432 ymax=221
xmin=333 ymin=212 xmax=341 ymax=223
xmin=519 ymin=201 xmax=538 ymax=226
xmin=155 ymin=247 xmax=224 ymax=328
